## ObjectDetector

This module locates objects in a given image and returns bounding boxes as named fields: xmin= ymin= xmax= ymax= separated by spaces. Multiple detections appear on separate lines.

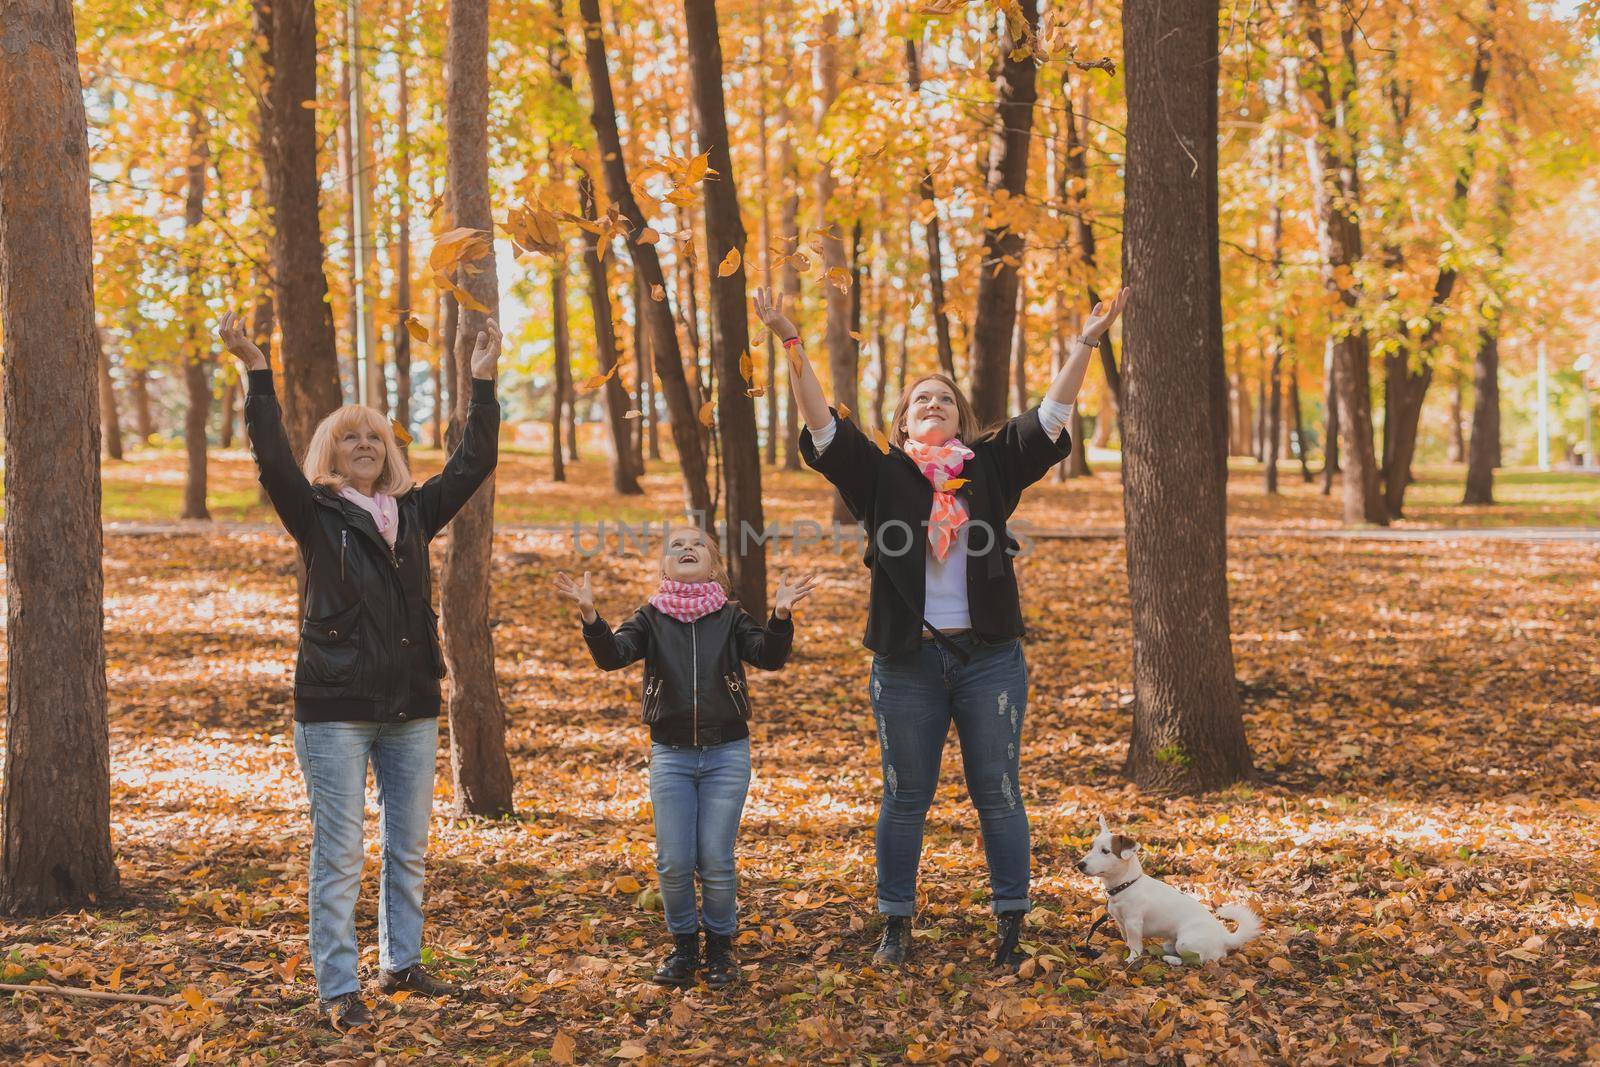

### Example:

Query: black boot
xmin=994 ymin=911 xmax=1026 ymax=970
xmin=873 ymin=915 xmax=913 ymax=967
xmin=702 ymin=931 xmax=739 ymax=988
xmin=652 ymin=932 xmax=700 ymax=988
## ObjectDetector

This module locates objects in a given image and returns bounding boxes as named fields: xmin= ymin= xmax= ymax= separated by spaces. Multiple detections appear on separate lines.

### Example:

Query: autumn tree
xmin=181 ymin=113 xmax=213 ymax=521
xmin=1121 ymin=0 xmax=1252 ymax=792
xmin=0 ymin=0 xmax=120 ymax=913
xmin=442 ymin=0 xmax=514 ymax=817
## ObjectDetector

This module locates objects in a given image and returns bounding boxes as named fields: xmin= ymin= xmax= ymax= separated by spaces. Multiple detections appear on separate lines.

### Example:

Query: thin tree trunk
xmin=442 ymin=0 xmax=513 ymax=818
xmin=1010 ymin=275 xmax=1028 ymax=416
xmin=1067 ymin=405 xmax=1090 ymax=477
xmin=253 ymin=0 xmax=343 ymax=454
xmin=871 ymin=225 xmax=890 ymax=433
xmin=1265 ymin=125 xmax=1286 ymax=495
xmin=1254 ymin=370 xmax=1267 ymax=463
xmin=756 ymin=21 xmax=779 ymax=465
xmin=905 ymin=38 xmax=956 ymax=379
xmin=99 ymin=331 xmax=124 ymax=460
xmin=779 ymin=60 xmax=803 ymax=471
xmin=394 ymin=1 xmax=414 ymax=433
xmin=1290 ymin=366 xmax=1313 ymax=482
xmin=578 ymin=0 xmax=712 ymax=519
xmin=181 ymin=113 xmax=212 ymax=522
xmin=968 ymin=0 xmax=1040 ymax=426
xmin=577 ymin=172 xmax=642 ymax=495
xmin=1121 ymin=0 xmax=1252 ymax=793
xmin=814 ymin=12 xmax=854 ymax=522
xmin=1446 ymin=374 xmax=1465 ymax=463
xmin=634 ymin=274 xmax=659 ymax=461
xmin=0 ymin=0 xmax=119 ymax=914
xmin=1061 ymin=68 xmax=1123 ymax=426
xmin=685 ymin=0 xmax=767 ymax=613
xmin=219 ymin=378 xmax=238 ymax=449
xmin=550 ymin=249 xmax=569 ymax=482
xmin=130 ymin=366 xmax=154 ymax=441
xmin=1321 ymin=339 xmax=1340 ymax=494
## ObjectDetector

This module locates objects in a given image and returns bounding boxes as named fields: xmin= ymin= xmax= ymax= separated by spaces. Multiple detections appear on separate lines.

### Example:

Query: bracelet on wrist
xmin=1074 ymin=334 xmax=1101 ymax=349
xmin=783 ymin=336 xmax=803 ymax=348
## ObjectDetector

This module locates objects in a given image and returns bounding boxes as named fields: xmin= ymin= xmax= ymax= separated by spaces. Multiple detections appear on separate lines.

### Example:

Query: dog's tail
xmin=1217 ymin=904 xmax=1262 ymax=949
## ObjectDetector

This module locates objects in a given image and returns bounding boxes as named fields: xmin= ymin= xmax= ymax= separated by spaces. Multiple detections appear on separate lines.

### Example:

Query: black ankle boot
xmin=873 ymin=915 xmax=913 ymax=966
xmin=702 ymin=931 xmax=738 ymax=988
xmin=652 ymin=932 xmax=700 ymax=987
xmin=994 ymin=911 xmax=1026 ymax=969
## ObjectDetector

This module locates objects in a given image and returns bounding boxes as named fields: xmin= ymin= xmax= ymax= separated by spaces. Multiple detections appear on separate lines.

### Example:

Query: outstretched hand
xmin=752 ymin=286 xmax=798 ymax=343
xmin=216 ymin=311 xmax=267 ymax=372
xmin=773 ymin=572 xmax=818 ymax=620
xmin=554 ymin=570 xmax=597 ymax=623
xmin=470 ymin=316 xmax=502 ymax=381
xmin=1080 ymin=287 xmax=1131 ymax=342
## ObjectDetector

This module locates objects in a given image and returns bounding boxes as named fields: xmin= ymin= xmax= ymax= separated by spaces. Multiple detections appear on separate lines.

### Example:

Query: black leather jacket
xmin=582 ymin=604 xmax=794 ymax=746
xmin=245 ymin=370 xmax=499 ymax=723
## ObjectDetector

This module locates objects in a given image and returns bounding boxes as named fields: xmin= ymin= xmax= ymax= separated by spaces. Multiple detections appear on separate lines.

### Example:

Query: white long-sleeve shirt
xmin=812 ymin=399 xmax=1073 ymax=630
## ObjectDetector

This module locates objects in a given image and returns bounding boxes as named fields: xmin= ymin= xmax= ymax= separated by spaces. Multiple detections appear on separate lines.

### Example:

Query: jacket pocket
xmin=724 ymin=673 xmax=752 ymax=721
xmin=642 ymin=676 xmax=665 ymax=723
xmin=297 ymin=601 xmax=363 ymax=689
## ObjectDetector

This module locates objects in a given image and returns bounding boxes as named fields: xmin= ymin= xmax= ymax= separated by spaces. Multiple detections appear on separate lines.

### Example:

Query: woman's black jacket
xmin=582 ymin=604 xmax=793 ymax=747
xmin=245 ymin=369 xmax=499 ymax=723
xmin=800 ymin=407 xmax=1071 ymax=657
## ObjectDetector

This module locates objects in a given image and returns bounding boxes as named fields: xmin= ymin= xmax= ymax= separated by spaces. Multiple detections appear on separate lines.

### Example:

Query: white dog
xmin=1076 ymin=816 xmax=1261 ymax=964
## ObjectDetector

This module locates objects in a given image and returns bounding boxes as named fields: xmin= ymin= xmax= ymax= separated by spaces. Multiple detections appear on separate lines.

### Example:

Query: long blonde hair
xmin=302 ymin=405 xmax=415 ymax=496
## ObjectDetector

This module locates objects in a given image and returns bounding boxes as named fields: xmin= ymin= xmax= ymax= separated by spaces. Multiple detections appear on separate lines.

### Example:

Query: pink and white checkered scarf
xmin=649 ymin=579 xmax=728 ymax=623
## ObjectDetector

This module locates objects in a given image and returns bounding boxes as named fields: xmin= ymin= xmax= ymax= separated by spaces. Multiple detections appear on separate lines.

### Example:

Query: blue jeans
xmin=649 ymin=737 xmax=752 ymax=936
xmin=870 ymin=635 xmax=1030 ymax=917
xmin=294 ymin=718 xmax=439 ymax=1000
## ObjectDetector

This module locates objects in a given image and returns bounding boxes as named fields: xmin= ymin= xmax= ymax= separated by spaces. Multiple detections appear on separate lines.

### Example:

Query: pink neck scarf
xmin=650 ymin=579 xmax=728 ymax=623
xmin=900 ymin=437 xmax=974 ymax=561
xmin=339 ymin=486 xmax=399 ymax=547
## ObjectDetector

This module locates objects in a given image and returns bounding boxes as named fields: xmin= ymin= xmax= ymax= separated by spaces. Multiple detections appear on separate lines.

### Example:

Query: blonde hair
xmin=889 ymin=373 xmax=985 ymax=448
xmin=661 ymin=524 xmax=733 ymax=592
xmin=302 ymin=405 xmax=415 ymax=496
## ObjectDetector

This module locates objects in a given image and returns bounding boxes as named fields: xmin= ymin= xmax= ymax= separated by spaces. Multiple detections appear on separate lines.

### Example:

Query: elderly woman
xmin=218 ymin=311 xmax=501 ymax=1030
xmin=754 ymin=284 xmax=1129 ymax=970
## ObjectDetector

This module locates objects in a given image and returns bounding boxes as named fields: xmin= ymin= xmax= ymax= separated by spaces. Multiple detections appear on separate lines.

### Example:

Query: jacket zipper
xmin=691 ymin=618 xmax=699 ymax=745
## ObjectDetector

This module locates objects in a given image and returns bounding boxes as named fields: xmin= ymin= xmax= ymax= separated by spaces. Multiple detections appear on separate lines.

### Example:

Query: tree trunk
xmin=1446 ymin=373 xmax=1465 ymax=463
xmin=1265 ymin=128 xmax=1285 ymax=495
xmin=1010 ymin=276 xmax=1028 ymax=416
xmin=579 ymin=0 xmax=713 ymax=520
xmin=1299 ymin=4 xmax=1385 ymax=524
xmin=1321 ymin=340 xmax=1340 ymax=494
xmin=684 ymin=0 xmax=767 ymax=614
xmin=1463 ymin=326 xmax=1500 ymax=504
xmin=394 ymin=2 xmax=414 ymax=434
xmin=442 ymin=0 xmax=513 ymax=818
xmin=181 ymin=113 xmax=212 ymax=521
xmin=129 ymin=365 xmax=154 ymax=441
xmin=1254 ymin=370 xmax=1267 ymax=462
xmin=1289 ymin=367 xmax=1312 ymax=482
xmin=756 ymin=20 xmax=779 ymax=466
xmin=550 ymin=248 xmax=569 ymax=482
xmin=779 ymin=83 xmax=803 ymax=471
xmin=253 ymin=0 xmax=343 ymax=454
xmin=968 ymin=0 xmax=1040 ymax=427
xmin=905 ymin=38 xmax=956 ymax=379
xmin=342 ymin=0 xmax=382 ymax=411
xmin=99 ymin=332 xmax=124 ymax=460
xmin=871 ymin=224 xmax=890 ymax=433
xmin=1061 ymin=67 xmax=1123 ymax=427
xmin=577 ymin=173 xmax=643 ymax=495
xmin=814 ymin=12 xmax=854 ymax=522
xmin=219 ymin=378 xmax=238 ymax=449
xmin=1067 ymin=405 xmax=1090 ymax=477
xmin=634 ymin=274 xmax=660 ymax=461
xmin=0 ymin=0 xmax=120 ymax=914
xmin=1121 ymin=0 xmax=1252 ymax=794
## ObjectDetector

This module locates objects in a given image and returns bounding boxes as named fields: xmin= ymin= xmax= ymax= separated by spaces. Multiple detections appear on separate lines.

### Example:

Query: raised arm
xmin=735 ymin=572 xmax=815 ymax=670
xmin=218 ymin=310 xmax=318 ymax=544
xmin=1044 ymin=287 xmax=1130 ymax=408
xmin=415 ymin=317 xmax=501 ymax=541
xmin=557 ymin=572 xmax=651 ymax=670
xmin=753 ymin=287 xmax=831 ymax=434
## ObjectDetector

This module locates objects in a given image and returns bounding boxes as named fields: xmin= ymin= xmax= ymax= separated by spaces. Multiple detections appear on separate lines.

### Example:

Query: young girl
xmin=555 ymin=528 xmax=815 ymax=989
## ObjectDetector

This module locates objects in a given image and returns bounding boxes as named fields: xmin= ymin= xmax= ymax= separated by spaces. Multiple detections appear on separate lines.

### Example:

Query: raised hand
xmin=773 ymin=572 xmax=818 ymax=620
xmin=554 ymin=570 xmax=597 ymax=623
xmin=216 ymin=311 xmax=268 ymax=372
xmin=470 ymin=316 xmax=502 ymax=381
xmin=1079 ymin=286 xmax=1131 ymax=343
xmin=752 ymin=286 xmax=798 ymax=343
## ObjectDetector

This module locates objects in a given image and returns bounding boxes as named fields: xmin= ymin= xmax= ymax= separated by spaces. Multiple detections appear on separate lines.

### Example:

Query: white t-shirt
xmin=811 ymin=399 xmax=1074 ymax=631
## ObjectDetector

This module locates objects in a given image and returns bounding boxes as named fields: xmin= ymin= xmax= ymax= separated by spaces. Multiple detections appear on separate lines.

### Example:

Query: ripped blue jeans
xmin=869 ymin=634 xmax=1029 ymax=917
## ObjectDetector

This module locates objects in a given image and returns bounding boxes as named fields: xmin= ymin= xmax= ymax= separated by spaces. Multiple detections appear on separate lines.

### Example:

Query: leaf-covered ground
xmin=2 ymin=518 xmax=1599 ymax=1064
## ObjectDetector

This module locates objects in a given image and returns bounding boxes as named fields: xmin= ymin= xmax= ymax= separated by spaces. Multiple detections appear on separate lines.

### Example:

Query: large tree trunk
xmin=905 ymin=37 xmax=956 ymax=379
xmin=0 ymin=0 xmax=119 ymax=914
xmin=442 ymin=0 xmax=513 ymax=818
xmin=1379 ymin=24 xmax=1492 ymax=518
xmin=253 ymin=0 xmax=343 ymax=454
xmin=99 ymin=331 xmax=124 ymax=460
xmin=1299 ymin=4 xmax=1385 ymax=524
xmin=968 ymin=0 xmax=1040 ymax=427
xmin=181 ymin=113 xmax=212 ymax=521
xmin=1120 ymin=0 xmax=1252 ymax=794
xmin=577 ymin=172 xmax=643 ymax=495
xmin=684 ymin=0 xmax=767 ymax=615
xmin=579 ymin=0 xmax=712 ymax=520
xmin=394 ymin=3 xmax=414 ymax=434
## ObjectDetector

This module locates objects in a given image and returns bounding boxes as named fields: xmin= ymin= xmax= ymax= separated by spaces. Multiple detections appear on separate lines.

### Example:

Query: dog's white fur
xmin=1077 ymin=815 xmax=1262 ymax=965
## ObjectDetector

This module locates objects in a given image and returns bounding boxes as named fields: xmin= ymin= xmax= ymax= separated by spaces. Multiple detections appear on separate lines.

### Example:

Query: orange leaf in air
xmin=698 ymin=401 xmax=715 ymax=427
xmin=871 ymin=429 xmax=891 ymax=454
xmin=717 ymin=247 xmax=742 ymax=277
xmin=405 ymin=316 xmax=430 ymax=343
xmin=650 ymin=284 xmax=666 ymax=302
xmin=943 ymin=477 xmax=968 ymax=490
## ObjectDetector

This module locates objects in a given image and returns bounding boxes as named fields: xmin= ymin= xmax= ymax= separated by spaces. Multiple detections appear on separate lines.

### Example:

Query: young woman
xmin=556 ymin=528 xmax=815 ymax=989
xmin=218 ymin=311 xmax=501 ymax=1030
xmin=754 ymin=284 xmax=1129 ymax=969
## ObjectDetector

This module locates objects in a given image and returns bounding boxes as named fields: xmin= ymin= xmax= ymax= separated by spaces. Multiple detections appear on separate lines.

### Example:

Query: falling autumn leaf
xmin=623 ymin=409 xmax=642 ymax=419
xmin=836 ymin=402 xmax=851 ymax=419
xmin=405 ymin=316 xmax=430 ymax=343
xmin=390 ymin=419 xmax=413 ymax=447
xmin=871 ymin=428 xmax=891 ymax=454
xmin=745 ymin=387 xmax=765 ymax=398
xmin=580 ymin=365 xmax=619 ymax=393
xmin=944 ymin=477 xmax=968 ymax=490
xmin=717 ymin=247 xmax=742 ymax=277
xmin=825 ymin=266 xmax=852 ymax=292
xmin=650 ymin=284 xmax=666 ymax=302
xmin=738 ymin=350 xmax=754 ymax=383
xmin=698 ymin=401 xmax=714 ymax=426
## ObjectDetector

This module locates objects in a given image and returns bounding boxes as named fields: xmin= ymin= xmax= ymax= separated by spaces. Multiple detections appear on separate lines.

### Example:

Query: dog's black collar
xmin=1108 ymin=875 xmax=1141 ymax=897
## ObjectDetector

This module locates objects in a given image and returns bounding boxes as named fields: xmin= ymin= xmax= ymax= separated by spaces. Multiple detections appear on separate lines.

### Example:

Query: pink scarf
xmin=900 ymin=437 xmax=974 ymax=562
xmin=650 ymin=579 xmax=728 ymax=623
xmin=339 ymin=487 xmax=399 ymax=547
